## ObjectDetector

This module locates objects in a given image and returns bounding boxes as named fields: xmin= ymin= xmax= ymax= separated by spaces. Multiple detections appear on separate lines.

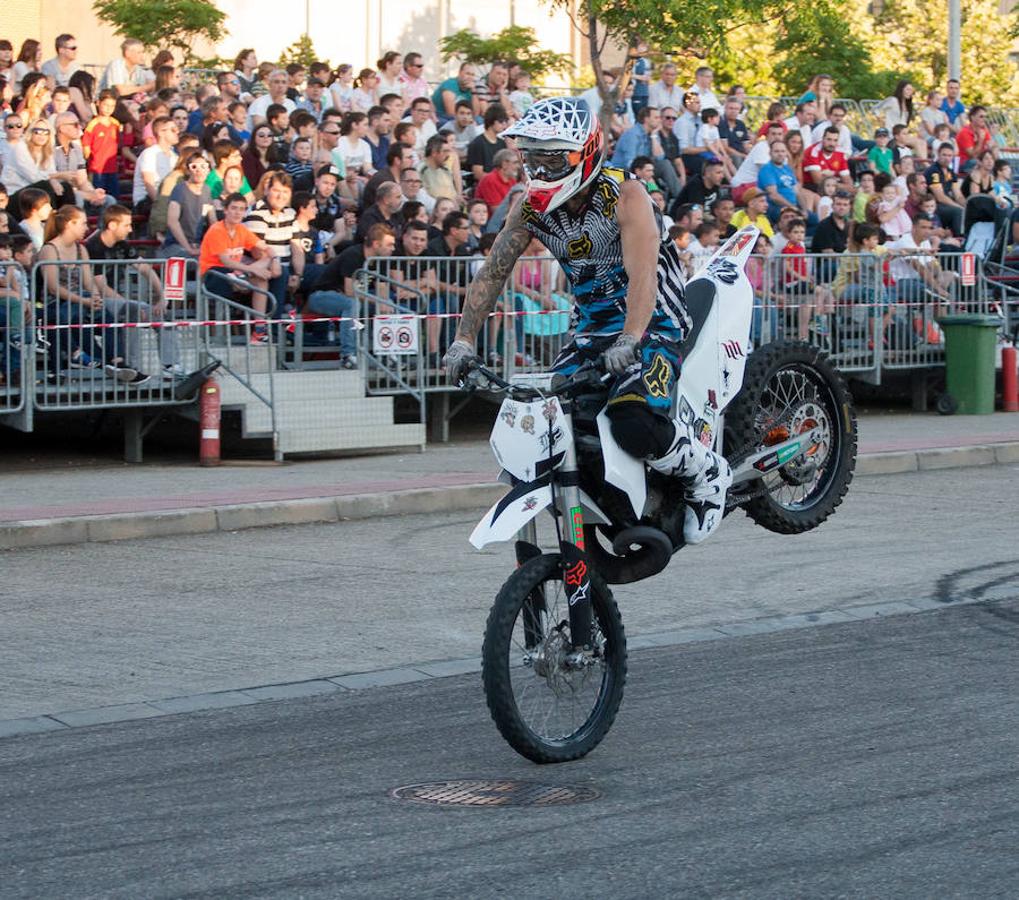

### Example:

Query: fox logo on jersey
xmin=567 ymin=232 xmax=593 ymax=260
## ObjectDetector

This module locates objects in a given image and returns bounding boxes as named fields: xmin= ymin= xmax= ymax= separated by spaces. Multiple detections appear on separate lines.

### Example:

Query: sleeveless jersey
xmin=518 ymin=166 xmax=690 ymax=340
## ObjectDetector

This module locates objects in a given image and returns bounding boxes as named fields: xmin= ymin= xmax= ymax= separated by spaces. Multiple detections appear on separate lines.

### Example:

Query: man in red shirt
xmin=474 ymin=148 xmax=519 ymax=215
xmin=802 ymin=126 xmax=852 ymax=191
xmin=956 ymin=105 xmax=996 ymax=170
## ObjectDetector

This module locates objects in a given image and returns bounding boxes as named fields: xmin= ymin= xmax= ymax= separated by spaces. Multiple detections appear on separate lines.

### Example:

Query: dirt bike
xmin=459 ymin=227 xmax=857 ymax=764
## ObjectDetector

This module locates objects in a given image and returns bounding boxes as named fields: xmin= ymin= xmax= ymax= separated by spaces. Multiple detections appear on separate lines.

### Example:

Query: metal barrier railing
xmin=1 ymin=261 xmax=29 ymax=418
xmin=31 ymin=256 xmax=204 ymax=411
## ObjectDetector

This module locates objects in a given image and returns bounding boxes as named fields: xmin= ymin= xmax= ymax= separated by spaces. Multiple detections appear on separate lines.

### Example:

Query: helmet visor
xmin=521 ymin=148 xmax=581 ymax=182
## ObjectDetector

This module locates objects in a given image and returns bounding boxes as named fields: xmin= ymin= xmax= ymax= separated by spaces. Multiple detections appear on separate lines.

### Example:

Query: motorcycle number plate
xmin=490 ymin=397 xmax=572 ymax=483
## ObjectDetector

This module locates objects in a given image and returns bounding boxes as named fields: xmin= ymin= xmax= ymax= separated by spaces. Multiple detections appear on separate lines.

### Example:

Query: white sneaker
xmin=682 ymin=454 xmax=733 ymax=545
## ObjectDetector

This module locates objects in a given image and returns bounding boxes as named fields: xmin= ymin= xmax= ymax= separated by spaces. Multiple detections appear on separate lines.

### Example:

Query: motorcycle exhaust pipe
xmin=583 ymin=525 xmax=674 ymax=585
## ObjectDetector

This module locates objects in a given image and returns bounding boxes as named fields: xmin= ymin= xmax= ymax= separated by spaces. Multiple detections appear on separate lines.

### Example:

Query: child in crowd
xmin=867 ymin=128 xmax=893 ymax=176
xmin=756 ymin=101 xmax=786 ymax=139
xmin=831 ymin=222 xmax=896 ymax=348
xmin=876 ymin=179 xmax=911 ymax=239
xmin=0 ymin=234 xmax=42 ymax=384
xmin=82 ymin=89 xmax=122 ymax=196
xmin=932 ymin=123 xmax=957 ymax=162
xmin=688 ymin=221 xmax=720 ymax=269
xmin=746 ymin=232 xmax=776 ymax=345
xmin=285 ymin=136 xmax=315 ymax=192
xmin=892 ymin=155 xmax=915 ymax=200
xmin=918 ymin=194 xmax=961 ymax=249
xmin=630 ymin=156 xmax=659 ymax=193
xmin=853 ymin=171 xmax=876 ymax=223
xmin=648 ymin=189 xmax=674 ymax=235
xmin=769 ymin=207 xmax=801 ymax=254
xmin=509 ymin=70 xmax=534 ymax=119
xmin=781 ymin=217 xmax=833 ymax=342
xmin=0 ymin=210 xmax=9 ymax=234
xmin=17 ymin=189 xmax=51 ymax=251
xmin=668 ymin=224 xmax=694 ymax=284
xmin=329 ymin=64 xmax=355 ymax=113
xmin=816 ymin=175 xmax=839 ymax=220
xmin=992 ymin=160 xmax=1014 ymax=208
xmin=700 ymin=108 xmax=736 ymax=178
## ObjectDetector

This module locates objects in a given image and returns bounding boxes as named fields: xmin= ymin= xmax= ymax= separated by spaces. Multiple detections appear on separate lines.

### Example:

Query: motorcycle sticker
xmin=541 ymin=399 xmax=559 ymax=423
xmin=522 ymin=496 xmax=539 ymax=511
xmin=539 ymin=426 xmax=564 ymax=454
xmin=706 ymin=258 xmax=739 ymax=284
xmin=722 ymin=340 xmax=744 ymax=360
xmin=500 ymin=403 xmax=519 ymax=427
xmin=520 ymin=414 xmax=535 ymax=435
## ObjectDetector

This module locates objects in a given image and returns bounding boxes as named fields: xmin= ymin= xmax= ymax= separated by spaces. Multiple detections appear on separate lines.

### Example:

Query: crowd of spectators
xmin=1 ymin=32 xmax=1018 ymax=382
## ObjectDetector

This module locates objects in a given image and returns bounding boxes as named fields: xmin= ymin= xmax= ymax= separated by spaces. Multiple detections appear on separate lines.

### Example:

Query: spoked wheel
xmin=726 ymin=341 xmax=857 ymax=533
xmin=482 ymin=554 xmax=626 ymax=764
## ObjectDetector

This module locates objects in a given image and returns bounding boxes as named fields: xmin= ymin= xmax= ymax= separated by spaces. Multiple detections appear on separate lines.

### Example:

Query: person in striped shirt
xmin=244 ymin=171 xmax=297 ymax=316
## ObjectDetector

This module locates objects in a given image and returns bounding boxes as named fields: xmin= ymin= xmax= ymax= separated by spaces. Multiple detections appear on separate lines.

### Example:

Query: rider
xmin=444 ymin=97 xmax=732 ymax=544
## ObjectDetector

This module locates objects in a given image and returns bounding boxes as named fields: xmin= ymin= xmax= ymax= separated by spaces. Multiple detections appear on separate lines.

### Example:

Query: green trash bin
xmin=936 ymin=314 xmax=1000 ymax=414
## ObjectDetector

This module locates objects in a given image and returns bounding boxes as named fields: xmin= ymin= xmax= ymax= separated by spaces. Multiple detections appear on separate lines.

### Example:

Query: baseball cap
xmin=741 ymin=186 xmax=763 ymax=202
xmin=875 ymin=127 xmax=890 ymax=137
xmin=316 ymin=164 xmax=342 ymax=178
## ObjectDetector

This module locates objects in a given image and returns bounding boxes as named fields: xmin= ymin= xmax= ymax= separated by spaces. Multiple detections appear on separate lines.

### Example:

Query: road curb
xmin=1 ymin=442 xmax=1017 ymax=552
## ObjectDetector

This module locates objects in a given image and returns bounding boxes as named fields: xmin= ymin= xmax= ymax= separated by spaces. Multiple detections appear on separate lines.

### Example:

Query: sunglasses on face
xmin=5 ymin=123 xmax=23 ymax=129
xmin=662 ymin=115 xmax=677 ymax=121
xmin=31 ymin=128 xmax=51 ymax=135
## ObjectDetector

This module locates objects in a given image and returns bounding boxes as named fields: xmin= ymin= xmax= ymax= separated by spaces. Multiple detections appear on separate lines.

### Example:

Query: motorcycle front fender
xmin=469 ymin=481 xmax=610 ymax=550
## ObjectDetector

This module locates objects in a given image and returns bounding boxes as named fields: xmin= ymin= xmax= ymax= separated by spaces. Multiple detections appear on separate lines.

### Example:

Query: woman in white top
xmin=875 ymin=80 xmax=927 ymax=160
xmin=375 ymin=52 xmax=402 ymax=98
xmin=329 ymin=65 xmax=354 ymax=113
xmin=350 ymin=69 xmax=378 ymax=113
xmin=5 ymin=118 xmax=66 ymax=200
xmin=11 ymin=40 xmax=42 ymax=94
xmin=338 ymin=112 xmax=376 ymax=178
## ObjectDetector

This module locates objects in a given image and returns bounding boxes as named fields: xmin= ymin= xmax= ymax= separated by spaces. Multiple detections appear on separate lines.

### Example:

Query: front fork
xmin=555 ymin=425 xmax=594 ymax=652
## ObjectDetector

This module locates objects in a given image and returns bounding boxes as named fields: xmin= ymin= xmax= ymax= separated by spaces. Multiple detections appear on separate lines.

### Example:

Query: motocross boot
xmin=647 ymin=422 xmax=733 ymax=545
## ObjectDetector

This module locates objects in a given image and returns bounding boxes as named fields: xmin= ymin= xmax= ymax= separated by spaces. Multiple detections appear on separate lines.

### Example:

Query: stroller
xmin=966 ymin=194 xmax=1019 ymax=340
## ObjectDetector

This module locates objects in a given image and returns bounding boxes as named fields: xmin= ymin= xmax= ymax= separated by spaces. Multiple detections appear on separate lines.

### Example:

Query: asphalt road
xmin=3 ymin=465 xmax=1019 ymax=720
xmin=3 ymin=597 xmax=1019 ymax=898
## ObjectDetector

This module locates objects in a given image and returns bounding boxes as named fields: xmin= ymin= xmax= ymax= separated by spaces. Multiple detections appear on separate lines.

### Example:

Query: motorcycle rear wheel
xmin=725 ymin=340 xmax=857 ymax=533
xmin=482 ymin=554 xmax=626 ymax=764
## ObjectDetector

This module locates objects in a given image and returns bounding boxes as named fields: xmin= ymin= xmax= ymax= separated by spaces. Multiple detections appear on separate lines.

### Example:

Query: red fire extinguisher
xmin=199 ymin=378 xmax=221 ymax=466
xmin=1003 ymin=345 xmax=1018 ymax=413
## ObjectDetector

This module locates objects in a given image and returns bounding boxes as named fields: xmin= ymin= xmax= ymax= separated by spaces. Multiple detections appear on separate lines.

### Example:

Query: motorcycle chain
xmin=725 ymin=409 xmax=801 ymax=507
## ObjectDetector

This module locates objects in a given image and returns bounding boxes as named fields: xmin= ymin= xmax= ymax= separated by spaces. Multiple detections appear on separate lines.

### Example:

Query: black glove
xmin=443 ymin=339 xmax=476 ymax=384
xmin=603 ymin=333 xmax=639 ymax=376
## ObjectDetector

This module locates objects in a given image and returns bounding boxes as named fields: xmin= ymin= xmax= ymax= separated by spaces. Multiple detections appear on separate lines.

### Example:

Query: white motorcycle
xmin=461 ymin=227 xmax=857 ymax=764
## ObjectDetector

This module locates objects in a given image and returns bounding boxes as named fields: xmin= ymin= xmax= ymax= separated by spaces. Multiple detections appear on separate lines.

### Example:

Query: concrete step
xmin=218 ymin=368 xmax=364 ymax=405
xmin=239 ymin=395 xmax=397 ymax=436
xmin=279 ymin=422 xmax=425 ymax=454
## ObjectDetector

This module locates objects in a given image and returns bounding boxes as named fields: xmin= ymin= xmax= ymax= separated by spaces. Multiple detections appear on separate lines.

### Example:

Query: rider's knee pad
xmin=605 ymin=402 xmax=675 ymax=460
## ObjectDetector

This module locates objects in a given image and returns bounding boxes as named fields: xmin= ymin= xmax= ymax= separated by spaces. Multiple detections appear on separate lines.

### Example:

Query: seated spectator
xmin=923 ymin=142 xmax=964 ymax=235
xmin=389 ymin=220 xmax=445 ymax=356
xmin=241 ymin=124 xmax=273 ymax=190
xmin=132 ymin=116 xmax=179 ymax=213
xmin=162 ymin=152 xmax=215 ymax=258
xmin=700 ymin=108 xmax=735 ymax=178
xmin=4 ymin=118 xmax=76 ymax=210
xmin=329 ymin=64 xmax=355 ymax=112
xmin=200 ymin=192 xmax=279 ymax=339
xmin=350 ymin=68 xmax=379 ymax=113
xmin=285 ymin=137 xmax=316 ymax=192
xmin=364 ymin=105 xmax=392 ymax=172
xmin=100 ymin=38 xmax=155 ymax=97
xmin=816 ymin=175 xmax=838 ymax=220
xmin=245 ymin=171 xmax=297 ymax=316
xmin=675 ymin=91 xmax=707 ymax=177
xmin=902 ymin=172 xmax=928 ymax=219
xmin=758 ymin=140 xmax=803 ymax=223
xmin=40 ymin=34 xmax=80 ymax=89
xmin=672 ymin=202 xmax=704 ymax=235
xmin=992 ymin=160 xmax=1014 ymax=208
xmin=731 ymin=187 xmax=773 ymax=237
xmin=611 ymin=80 xmax=636 ymax=139
xmin=648 ymin=63 xmax=684 ymax=111
xmin=812 ymin=190 xmax=852 ymax=286
xmin=398 ymin=52 xmax=429 ymax=105
xmin=830 ymin=222 xmax=892 ymax=346
xmin=886 ymin=213 xmax=957 ymax=329
xmin=247 ymin=70 xmax=295 ymax=129
xmin=867 ymin=128 xmax=893 ymax=176
xmin=474 ymin=148 xmax=519 ymax=215
xmin=17 ymin=188 xmax=52 ymax=250
xmin=919 ymin=90 xmax=949 ymax=146
xmin=432 ymin=62 xmax=478 ymax=124
xmin=810 ymin=103 xmax=853 ymax=157
xmin=355 ymin=181 xmax=402 ymax=243
xmin=289 ymin=190 xmax=326 ymax=291
xmin=467 ymin=103 xmax=510 ymax=183
xmin=756 ymin=101 xmax=787 ymax=139
xmin=688 ymin=221 xmax=720 ymax=268
xmin=439 ymin=100 xmax=482 ymax=163
xmin=579 ymin=68 xmax=617 ymax=119
xmin=475 ymin=61 xmax=513 ymax=118
xmin=362 ymin=142 xmax=414 ymax=209
xmin=465 ymin=199 xmax=489 ymax=250
xmin=718 ymin=96 xmax=752 ymax=163
xmin=404 ymin=96 xmax=437 ymax=159
xmin=782 ymin=101 xmax=816 ymax=149
xmin=673 ymin=158 xmax=726 ymax=217
xmin=52 ymin=112 xmax=108 ymax=209
xmin=420 ymin=134 xmax=459 ymax=203
xmin=875 ymin=80 xmax=927 ymax=160
xmin=803 ymin=126 xmax=852 ymax=191
xmin=917 ymin=193 xmax=962 ymax=249
xmin=961 ymin=149 xmax=995 ymax=199
xmin=611 ymin=105 xmax=664 ymax=171
xmin=713 ymin=195 xmax=735 ymax=238
xmin=297 ymin=78 xmax=327 ymax=122
xmin=853 ymin=171 xmax=877 ymax=223
xmin=338 ymin=112 xmax=376 ymax=179
xmin=956 ymin=105 xmax=996 ymax=171
xmin=876 ymin=179 xmax=912 ymax=239
xmin=731 ymin=122 xmax=785 ymax=204
xmin=398 ymin=166 xmax=435 ymax=215
xmin=630 ymin=156 xmax=659 ymax=193
xmin=309 ymin=164 xmax=345 ymax=241
xmin=207 ymin=140 xmax=253 ymax=201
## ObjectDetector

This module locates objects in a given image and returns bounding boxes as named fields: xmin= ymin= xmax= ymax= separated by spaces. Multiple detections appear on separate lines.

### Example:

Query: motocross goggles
xmin=520 ymin=147 xmax=582 ymax=182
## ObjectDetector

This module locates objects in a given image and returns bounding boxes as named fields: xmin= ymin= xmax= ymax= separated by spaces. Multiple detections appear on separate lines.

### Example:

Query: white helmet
xmin=504 ymin=96 xmax=604 ymax=213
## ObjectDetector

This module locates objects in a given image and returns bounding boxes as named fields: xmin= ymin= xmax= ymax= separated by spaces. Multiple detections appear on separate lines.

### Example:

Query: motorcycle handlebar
xmin=461 ymin=358 xmax=609 ymax=400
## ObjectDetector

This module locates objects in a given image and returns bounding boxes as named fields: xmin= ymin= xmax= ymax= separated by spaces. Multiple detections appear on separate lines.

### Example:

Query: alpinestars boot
xmin=647 ymin=423 xmax=733 ymax=544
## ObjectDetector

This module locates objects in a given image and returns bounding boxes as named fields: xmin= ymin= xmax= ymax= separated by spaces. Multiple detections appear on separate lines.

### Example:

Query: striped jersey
xmin=243 ymin=201 xmax=296 ymax=261
xmin=518 ymin=165 xmax=690 ymax=340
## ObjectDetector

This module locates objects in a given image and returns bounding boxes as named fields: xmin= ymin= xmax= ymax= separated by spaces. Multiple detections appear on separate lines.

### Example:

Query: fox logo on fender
xmin=564 ymin=560 xmax=588 ymax=587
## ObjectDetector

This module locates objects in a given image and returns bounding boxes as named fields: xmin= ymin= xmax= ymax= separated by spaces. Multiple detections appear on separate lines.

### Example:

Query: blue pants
xmin=306 ymin=290 xmax=358 ymax=356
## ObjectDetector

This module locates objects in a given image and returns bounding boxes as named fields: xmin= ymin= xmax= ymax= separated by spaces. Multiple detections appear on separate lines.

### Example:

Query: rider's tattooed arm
xmin=617 ymin=180 xmax=661 ymax=340
xmin=455 ymin=201 xmax=532 ymax=345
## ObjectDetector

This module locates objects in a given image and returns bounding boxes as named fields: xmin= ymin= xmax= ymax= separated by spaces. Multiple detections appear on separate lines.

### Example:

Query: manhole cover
xmin=391 ymin=780 xmax=600 ymax=808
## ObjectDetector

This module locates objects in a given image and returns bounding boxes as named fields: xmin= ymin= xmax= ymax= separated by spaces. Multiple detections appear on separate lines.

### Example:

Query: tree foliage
xmin=278 ymin=34 xmax=328 ymax=71
xmin=92 ymin=0 xmax=227 ymax=65
xmin=440 ymin=25 xmax=574 ymax=81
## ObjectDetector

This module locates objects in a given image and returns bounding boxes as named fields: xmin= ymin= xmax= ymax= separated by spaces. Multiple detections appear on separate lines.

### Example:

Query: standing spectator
xmin=12 ymin=40 xmax=42 ymax=94
xmin=474 ymin=148 xmax=519 ymax=215
xmin=376 ymin=52 xmax=403 ymax=97
xmin=675 ymin=91 xmax=708 ymax=177
xmin=398 ymin=53 xmax=429 ymax=104
xmin=629 ymin=39 xmax=651 ymax=116
xmin=420 ymin=133 xmax=458 ymax=202
xmin=810 ymin=103 xmax=853 ymax=157
xmin=688 ymin=66 xmax=722 ymax=113
xmin=803 ymin=126 xmax=852 ymax=190
xmin=100 ymin=39 xmax=155 ymax=97
xmin=940 ymin=79 xmax=967 ymax=132
xmin=440 ymin=100 xmax=482 ymax=162
xmin=41 ymin=34 xmax=80 ymax=89
xmin=82 ymin=90 xmax=121 ymax=196
xmin=466 ymin=104 xmax=509 ymax=183
xmin=718 ymin=96 xmax=752 ymax=163
xmin=354 ymin=181 xmax=402 ymax=243
xmin=132 ymin=116 xmax=178 ymax=211
xmin=247 ymin=70 xmax=294 ymax=129
xmin=923 ymin=142 xmax=964 ymax=235
xmin=919 ymin=90 xmax=949 ymax=146
xmin=475 ymin=62 xmax=513 ymax=118
xmin=648 ymin=63 xmax=684 ymax=112
xmin=956 ymin=106 xmax=996 ymax=171
xmin=432 ymin=62 xmax=478 ymax=125
xmin=244 ymin=171 xmax=296 ymax=315
xmin=783 ymin=101 xmax=816 ymax=149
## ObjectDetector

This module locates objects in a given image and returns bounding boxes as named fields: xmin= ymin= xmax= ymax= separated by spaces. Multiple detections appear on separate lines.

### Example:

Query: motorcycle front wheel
xmin=482 ymin=553 xmax=627 ymax=764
